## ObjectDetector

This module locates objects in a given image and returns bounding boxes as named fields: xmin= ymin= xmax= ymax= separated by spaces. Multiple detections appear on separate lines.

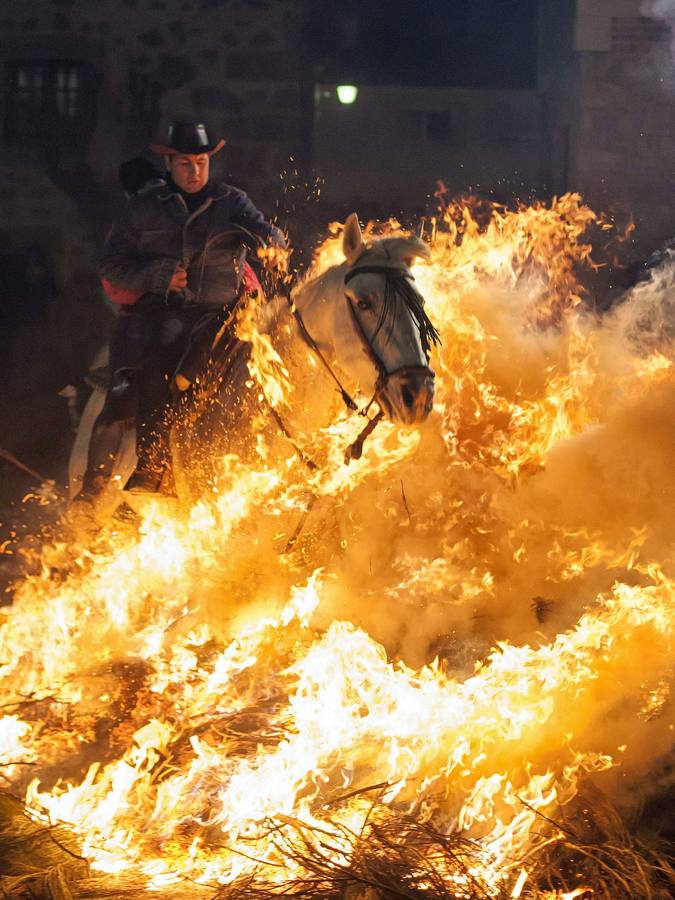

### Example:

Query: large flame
xmin=1 ymin=194 xmax=674 ymax=896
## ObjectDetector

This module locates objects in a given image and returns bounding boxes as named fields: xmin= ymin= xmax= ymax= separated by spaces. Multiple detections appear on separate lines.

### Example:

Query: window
xmin=55 ymin=64 xmax=81 ymax=118
xmin=5 ymin=61 xmax=89 ymax=145
xmin=398 ymin=109 xmax=459 ymax=145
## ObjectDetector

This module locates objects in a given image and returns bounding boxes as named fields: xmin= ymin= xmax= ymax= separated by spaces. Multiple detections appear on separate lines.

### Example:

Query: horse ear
xmin=343 ymin=213 xmax=366 ymax=264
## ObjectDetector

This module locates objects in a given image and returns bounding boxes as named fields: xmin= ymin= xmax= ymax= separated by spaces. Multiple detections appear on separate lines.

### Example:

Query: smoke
xmin=308 ymin=228 xmax=675 ymax=816
xmin=644 ymin=0 xmax=675 ymax=32
xmin=642 ymin=0 xmax=675 ymax=88
xmin=328 ymin=268 xmax=675 ymax=659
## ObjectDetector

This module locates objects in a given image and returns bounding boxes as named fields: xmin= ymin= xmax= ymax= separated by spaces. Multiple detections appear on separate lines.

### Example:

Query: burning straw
xmin=222 ymin=796 xmax=675 ymax=900
xmin=525 ymin=786 xmax=675 ymax=900
xmin=224 ymin=807 xmax=494 ymax=900
xmin=0 ymin=790 xmax=87 ymax=899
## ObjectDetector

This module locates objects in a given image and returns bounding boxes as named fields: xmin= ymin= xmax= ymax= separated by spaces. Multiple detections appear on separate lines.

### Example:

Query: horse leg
xmin=68 ymin=388 xmax=106 ymax=500
xmin=66 ymin=390 xmax=134 ymax=531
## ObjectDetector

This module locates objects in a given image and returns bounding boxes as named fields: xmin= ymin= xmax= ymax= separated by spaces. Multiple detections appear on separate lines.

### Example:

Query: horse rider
xmin=89 ymin=121 xmax=285 ymax=494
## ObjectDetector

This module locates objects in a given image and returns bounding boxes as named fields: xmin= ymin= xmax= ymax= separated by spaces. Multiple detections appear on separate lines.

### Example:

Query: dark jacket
xmin=99 ymin=180 xmax=284 ymax=308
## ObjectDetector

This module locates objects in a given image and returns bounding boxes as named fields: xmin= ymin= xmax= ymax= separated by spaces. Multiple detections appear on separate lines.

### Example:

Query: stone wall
xmin=0 ymin=0 xmax=306 ymax=466
xmin=0 ymin=0 xmax=306 ymax=205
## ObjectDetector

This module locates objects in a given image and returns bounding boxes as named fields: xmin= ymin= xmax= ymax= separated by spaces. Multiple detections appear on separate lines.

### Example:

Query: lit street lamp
xmin=336 ymin=84 xmax=359 ymax=105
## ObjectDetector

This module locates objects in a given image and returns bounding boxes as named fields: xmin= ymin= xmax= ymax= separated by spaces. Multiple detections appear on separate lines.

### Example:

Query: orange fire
xmin=1 ymin=194 xmax=673 ymax=896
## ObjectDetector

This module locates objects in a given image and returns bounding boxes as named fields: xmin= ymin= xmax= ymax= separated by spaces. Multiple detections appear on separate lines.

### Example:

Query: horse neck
xmin=293 ymin=264 xmax=346 ymax=340
xmin=264 ymin=280 xmax=347 ymax=436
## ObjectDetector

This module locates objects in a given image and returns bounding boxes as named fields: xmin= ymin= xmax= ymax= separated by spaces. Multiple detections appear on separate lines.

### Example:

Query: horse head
xmin=330 ymin=213 xmax=439 ymax=425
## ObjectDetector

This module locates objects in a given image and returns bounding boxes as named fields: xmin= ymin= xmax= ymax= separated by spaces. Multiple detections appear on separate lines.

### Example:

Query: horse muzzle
xmin=377 ymin=366 xmax=435 ymax=425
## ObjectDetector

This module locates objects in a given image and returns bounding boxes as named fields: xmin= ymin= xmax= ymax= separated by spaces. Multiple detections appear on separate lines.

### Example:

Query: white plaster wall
xmin=312 ymin=83 xmax=544 ymax=212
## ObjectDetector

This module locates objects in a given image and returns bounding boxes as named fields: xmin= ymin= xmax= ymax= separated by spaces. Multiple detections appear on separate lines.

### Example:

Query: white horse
xmin=68 ymin=214 xmax=438 ymax=516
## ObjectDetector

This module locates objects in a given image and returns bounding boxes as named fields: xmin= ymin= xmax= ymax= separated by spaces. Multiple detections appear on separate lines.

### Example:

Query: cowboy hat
xmin=149 ymin=122 xmax=225 ymax=156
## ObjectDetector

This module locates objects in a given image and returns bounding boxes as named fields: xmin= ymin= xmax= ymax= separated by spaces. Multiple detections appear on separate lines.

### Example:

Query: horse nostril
xmin=401 ymin=384 xmax=414 ymax=408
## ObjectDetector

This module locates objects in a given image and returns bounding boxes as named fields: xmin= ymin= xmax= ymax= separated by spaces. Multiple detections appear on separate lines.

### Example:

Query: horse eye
xmin=356 ymin=298 xmax=372 ymax=311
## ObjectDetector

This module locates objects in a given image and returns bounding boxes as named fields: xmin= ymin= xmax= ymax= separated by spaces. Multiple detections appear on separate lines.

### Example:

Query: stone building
xmin=315 ymin=0 xmax=675 ymax=247
xmin=0 ymin=0 xmax=307 ymax=209
xmin=310 ymin=0 xmax=543 ymax=213
xmin=311 ymin=83 xmax=544 ymax=213
xmin=0 ymin=0 xmax=673 ymax=260
xmin=541 ymin=0 xmax=675 ymax=251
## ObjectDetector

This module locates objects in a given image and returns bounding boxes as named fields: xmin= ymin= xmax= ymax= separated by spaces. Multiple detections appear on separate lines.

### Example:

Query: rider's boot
xmin=125 ymin=435 xmax=164 ymax=492
xmin=127 ymin=355 xmax=181 ymax=495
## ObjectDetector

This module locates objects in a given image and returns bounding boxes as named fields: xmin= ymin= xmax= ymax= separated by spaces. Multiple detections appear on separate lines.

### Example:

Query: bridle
xmin=343 ymin=263 xmax=439 ymax=395
xmin=291 ymin=261 xmax=440 ymax=461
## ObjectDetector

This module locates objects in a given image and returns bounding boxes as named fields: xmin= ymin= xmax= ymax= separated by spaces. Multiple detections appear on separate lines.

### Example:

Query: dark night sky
xmin=313 ymin=0 xmax=539 ymax=89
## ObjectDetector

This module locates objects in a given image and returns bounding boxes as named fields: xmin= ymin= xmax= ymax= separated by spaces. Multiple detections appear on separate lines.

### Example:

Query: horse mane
xmin=359 ymin=236 xmax=439 ymax=357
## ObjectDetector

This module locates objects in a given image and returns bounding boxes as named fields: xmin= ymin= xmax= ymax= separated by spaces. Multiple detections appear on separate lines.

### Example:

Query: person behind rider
xmin=101 ymin=156 xmax=166 ymax=376
xmin=97 ymin=121 xmax=285 ymax=493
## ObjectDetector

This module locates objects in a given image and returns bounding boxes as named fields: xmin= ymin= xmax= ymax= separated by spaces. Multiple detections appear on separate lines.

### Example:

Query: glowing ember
xmin=1 ymin=195 xmax=674 ymax=896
